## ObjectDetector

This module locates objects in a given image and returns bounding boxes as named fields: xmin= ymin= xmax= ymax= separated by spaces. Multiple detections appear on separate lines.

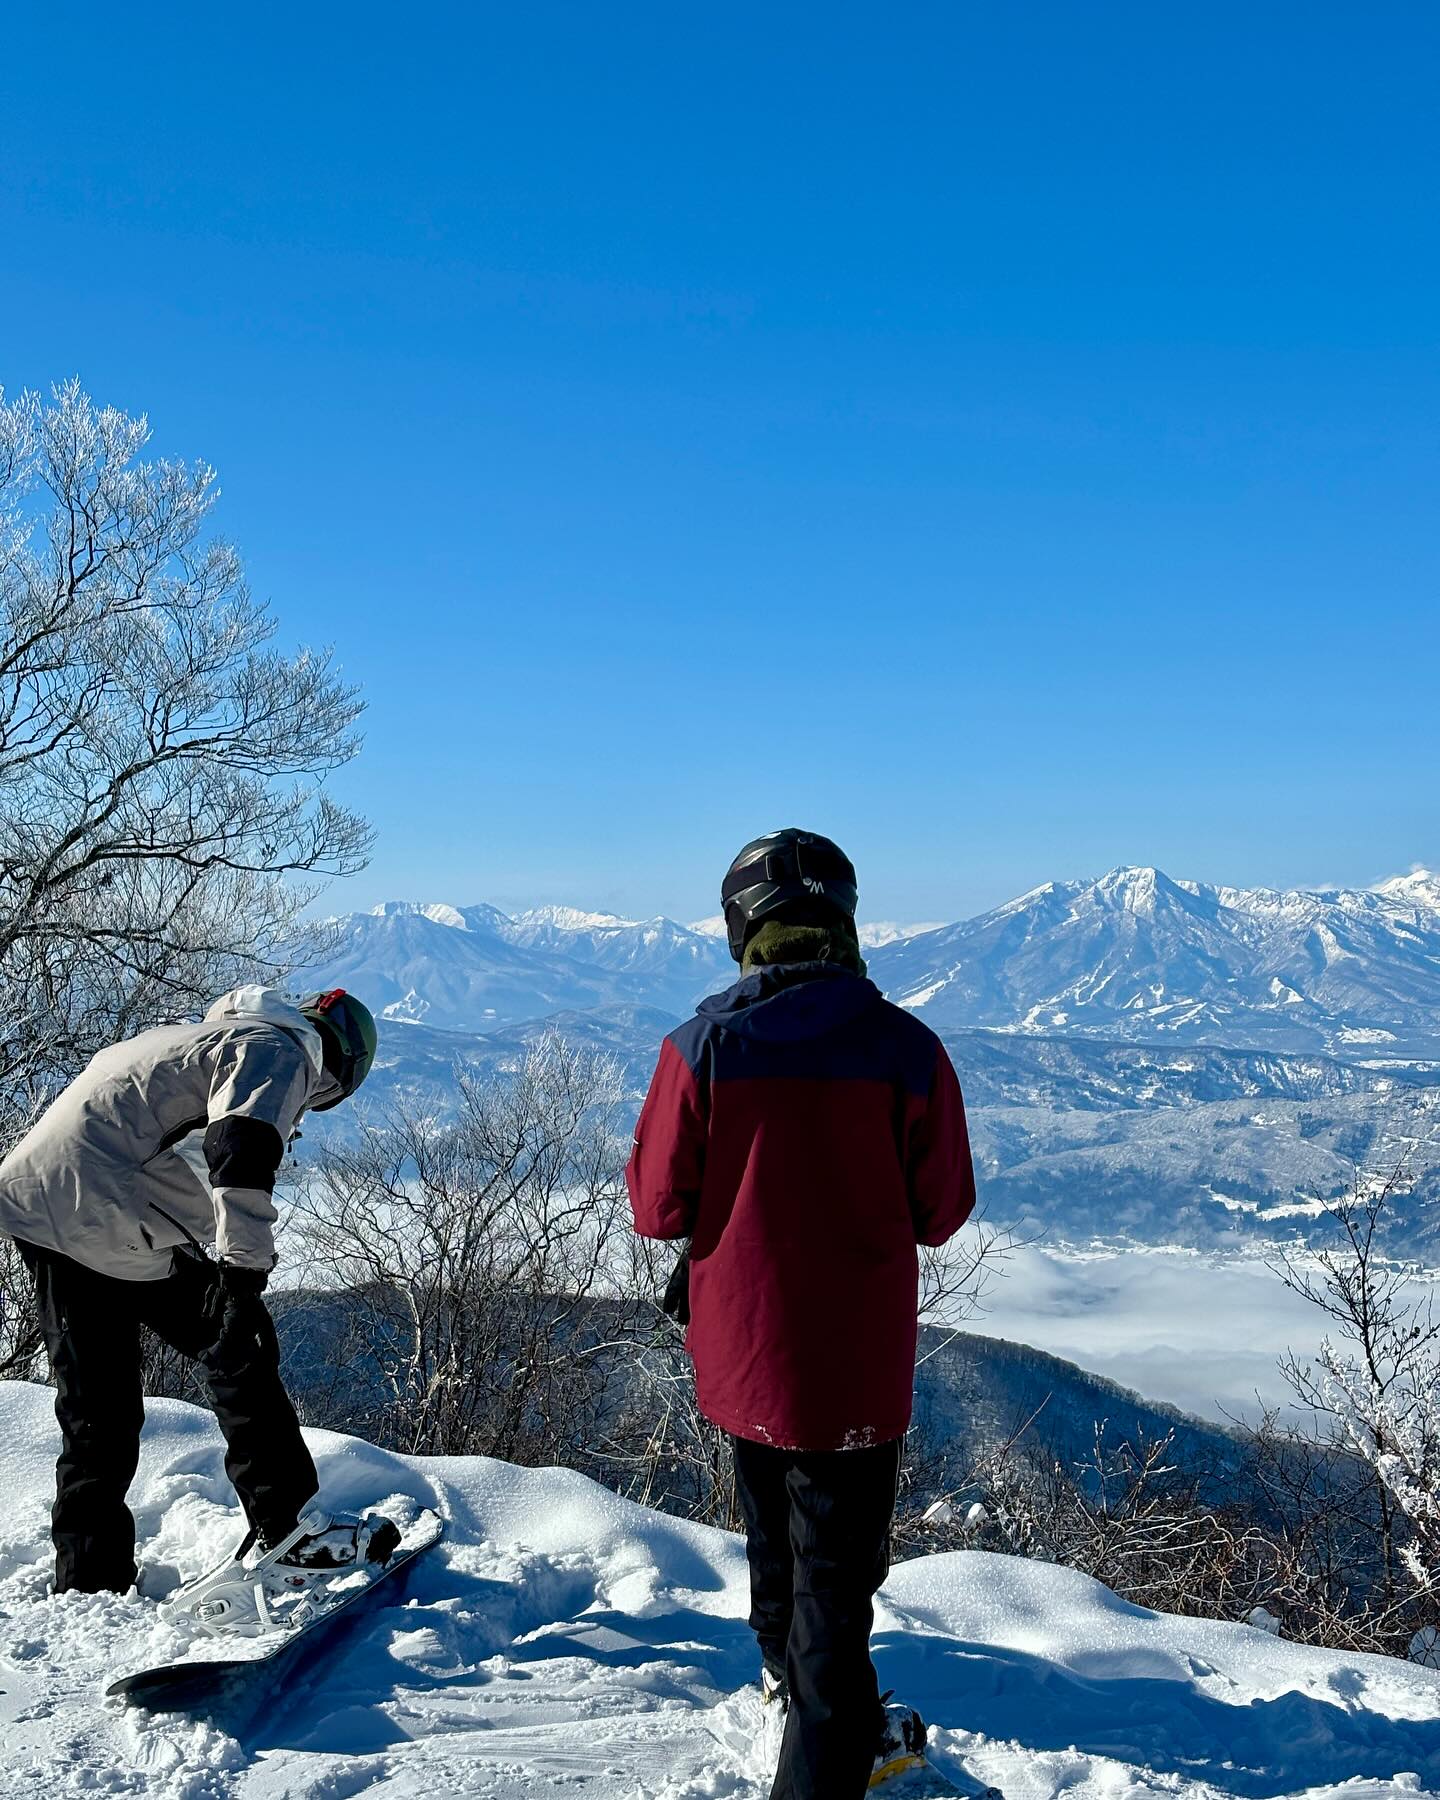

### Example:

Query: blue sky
xmin=2 ymin=4 xmax=1436 ymax=923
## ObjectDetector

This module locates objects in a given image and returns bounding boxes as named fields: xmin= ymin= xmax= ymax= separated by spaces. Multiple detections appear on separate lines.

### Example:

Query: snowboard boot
xmin=870 ymin=1693 xmax=927 ymax=1787
xmin=261 ymin=1510 xmax=402 ymax=1572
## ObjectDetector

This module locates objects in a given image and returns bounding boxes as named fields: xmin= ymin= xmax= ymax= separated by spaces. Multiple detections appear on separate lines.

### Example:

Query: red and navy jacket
xmin=626 ymin=961 xmax=976 ymax=1452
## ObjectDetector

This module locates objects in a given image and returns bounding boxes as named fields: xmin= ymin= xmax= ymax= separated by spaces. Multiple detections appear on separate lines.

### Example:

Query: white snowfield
xmin=0 ymin=1383 xmax=1436 ymax=1800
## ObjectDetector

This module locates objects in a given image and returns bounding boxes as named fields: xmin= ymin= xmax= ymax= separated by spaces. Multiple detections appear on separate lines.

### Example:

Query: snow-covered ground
xmin=957 ymin=1241 xmax=1439 ymax=1424
xmin=0 ymin=1383 xmax=1437 ymax=1798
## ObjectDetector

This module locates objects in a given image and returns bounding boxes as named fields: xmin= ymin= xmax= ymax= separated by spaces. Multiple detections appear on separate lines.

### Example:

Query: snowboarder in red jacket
xmin=628 ymin=829 xmax=977 ymax=1798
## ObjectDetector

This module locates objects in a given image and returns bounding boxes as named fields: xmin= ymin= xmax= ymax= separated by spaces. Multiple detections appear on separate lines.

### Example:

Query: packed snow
xmin=0 ymin=1382 xmax=1437 ymax=1797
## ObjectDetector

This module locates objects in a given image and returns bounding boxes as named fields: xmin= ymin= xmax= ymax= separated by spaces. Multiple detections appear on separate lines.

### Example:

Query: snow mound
xmin=0 ymin=1380 xmax=1437 ymax=1797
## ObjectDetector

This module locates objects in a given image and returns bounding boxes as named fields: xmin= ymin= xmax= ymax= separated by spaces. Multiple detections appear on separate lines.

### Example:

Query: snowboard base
xmin=106 ymin=1507 xmax=444 ymax=1710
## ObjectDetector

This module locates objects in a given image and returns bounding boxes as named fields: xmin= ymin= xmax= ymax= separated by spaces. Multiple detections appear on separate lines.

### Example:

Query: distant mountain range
xmin=314 ymin=866 xmax=1440 ymax=1059
xmin=300 ymin=867 xmax=1440 ymax=1255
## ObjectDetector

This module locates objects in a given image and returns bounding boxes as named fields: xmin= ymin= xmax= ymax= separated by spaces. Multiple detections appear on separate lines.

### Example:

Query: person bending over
xmin=0 ymin=985 xmax=379 ymax=1597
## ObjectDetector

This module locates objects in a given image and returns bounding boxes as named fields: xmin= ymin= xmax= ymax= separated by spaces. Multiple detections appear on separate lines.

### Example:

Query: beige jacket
xmin=0 ymin=988 xmax=340 ymax=1280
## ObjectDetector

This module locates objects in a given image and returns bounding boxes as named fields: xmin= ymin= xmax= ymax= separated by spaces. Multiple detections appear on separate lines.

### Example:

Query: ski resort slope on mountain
xmin=0 ymin=1384 xmax=1435 ymax=1799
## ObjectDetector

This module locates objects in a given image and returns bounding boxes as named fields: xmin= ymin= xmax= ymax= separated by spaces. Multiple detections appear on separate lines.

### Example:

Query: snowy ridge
xmin=688 ymin=915 xmax=948 ymax=948
xmin=867 ymin=864 xmax=1440 ymax=1058
xmin=510 ymin=904 xmax=640 ymax=932
xmin=1 ymin=1382 xmax=1436 ymax=1798
xmin=317 ymin=900 xmax=733 ymax=1031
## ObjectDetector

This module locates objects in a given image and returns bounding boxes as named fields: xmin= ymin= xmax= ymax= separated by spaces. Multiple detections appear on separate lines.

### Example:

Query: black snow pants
xmin=731 ymin=1433 xmax=903 ymax=1800
xmin=19 ymin=1241 xmax=319 ymax=1595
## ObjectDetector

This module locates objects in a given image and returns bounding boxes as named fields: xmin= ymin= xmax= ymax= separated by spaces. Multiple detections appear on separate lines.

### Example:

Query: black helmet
xmin=298 ymin=989 xmax=378 ymax=1108
xmin=720 ymin=828 xmax=859 ymax=963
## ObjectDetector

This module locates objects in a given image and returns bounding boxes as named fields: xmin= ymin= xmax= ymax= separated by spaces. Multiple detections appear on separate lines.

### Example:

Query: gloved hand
xmin=662 ymin=1246 xmax=691 ymax=1328
xmin=203 ymin=1260 xmax=276 ymax=1370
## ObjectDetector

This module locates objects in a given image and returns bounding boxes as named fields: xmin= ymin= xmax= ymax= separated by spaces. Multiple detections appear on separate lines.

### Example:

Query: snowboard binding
xmin=162 ymin=1507 xmax=402 ymax=1638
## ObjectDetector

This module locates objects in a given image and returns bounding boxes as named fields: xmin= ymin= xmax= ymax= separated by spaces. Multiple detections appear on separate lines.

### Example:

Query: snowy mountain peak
xmin=420 ymin=903 xmax=470 ymax=931
xmin=856 ymin=920 xmax=949 ymax=949
xmin=362 ymin=900 xmax=511 ymax=935
xmin=316 ymin=895 xmax=733 ymax=1034
xmin=866 ymin=860 xmax=1440 ymax=1057
xmin=512 ymin=904 xmax=639 ymax=932
xmin=326 ymin=861 xmax=1440 ymax=1059
xmin=1091 ymin=865 xmax=1187 ymax=915
xmin=1375 ymin=868 xmax=1440 ymax=912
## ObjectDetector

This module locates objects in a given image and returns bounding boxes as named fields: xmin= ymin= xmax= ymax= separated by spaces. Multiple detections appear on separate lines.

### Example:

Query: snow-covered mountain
xmin=311 ymin=866 xmax=1440 ymax=1057
xmin=503 ymin=905 xmax=730 ymax=984
xmin=310 ymin=899 xmax=731 ymax=1031
xmin=868 ymin=865 xmax=1440 ymax=1058
xmin=5 ymin=1380 xmax=1437 ymax=1798
xmin=300 ymin=869 xmax=1440 ymax=1254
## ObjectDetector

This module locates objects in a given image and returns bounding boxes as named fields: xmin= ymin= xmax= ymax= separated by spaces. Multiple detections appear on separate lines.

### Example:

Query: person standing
xmin=0 ymin=985 xmax=380 ymax=1598
xmin=627 ymin=830 xmax=977 ymax=1798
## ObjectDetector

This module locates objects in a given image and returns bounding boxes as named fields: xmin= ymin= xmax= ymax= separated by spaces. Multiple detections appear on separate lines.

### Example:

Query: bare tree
xmin=291 ymin=1038 xmax=639 ymax=1462
xmin=1235 ymin=1401 xmax=1408 ymax=1653
xmin=0 ymin=1237 xmax=43 ymax=1379
xmin=0 ymin=379 xmax=370 ymax=1131
xmin=0 ymin=379 xmax=370 ymax=1370
xmin=915 ymin=1211 xmax=1023 ymax=1364
xmin=1273 ymin=1160 xmax=1440 ymax=1647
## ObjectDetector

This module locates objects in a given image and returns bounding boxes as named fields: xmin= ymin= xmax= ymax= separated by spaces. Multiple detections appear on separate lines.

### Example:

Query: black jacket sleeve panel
xmin=203 ymin=1116 xmax=286 ymax=1196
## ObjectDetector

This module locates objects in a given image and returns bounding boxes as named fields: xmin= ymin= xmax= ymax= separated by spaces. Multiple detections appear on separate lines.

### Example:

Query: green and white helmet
xmin=298 ymin=989 xmax=378 ymax=1108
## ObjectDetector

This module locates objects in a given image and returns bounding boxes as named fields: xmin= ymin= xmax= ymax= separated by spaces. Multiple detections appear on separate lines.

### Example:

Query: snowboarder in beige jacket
xmin=0 ymin=985 xmax=378 ymax=1593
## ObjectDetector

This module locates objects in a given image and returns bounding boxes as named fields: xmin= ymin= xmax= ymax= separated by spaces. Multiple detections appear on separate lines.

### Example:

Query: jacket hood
xmin=205 ymin=985 xmax=328 ymax=1081
xmin=696 ymin=962 xmax=884 ymax=1043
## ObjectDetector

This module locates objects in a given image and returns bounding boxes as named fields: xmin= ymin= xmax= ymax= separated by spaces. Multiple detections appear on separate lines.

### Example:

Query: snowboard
xmin=106 ymin=1508 xmax=445 ymax=1710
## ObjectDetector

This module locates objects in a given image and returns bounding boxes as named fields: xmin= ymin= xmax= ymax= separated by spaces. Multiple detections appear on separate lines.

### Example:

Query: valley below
xmin=296 ymin=862 xmax=1440 ymax=1426
xmin=949 ymin=1237 xmax=1439 ymax=1424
